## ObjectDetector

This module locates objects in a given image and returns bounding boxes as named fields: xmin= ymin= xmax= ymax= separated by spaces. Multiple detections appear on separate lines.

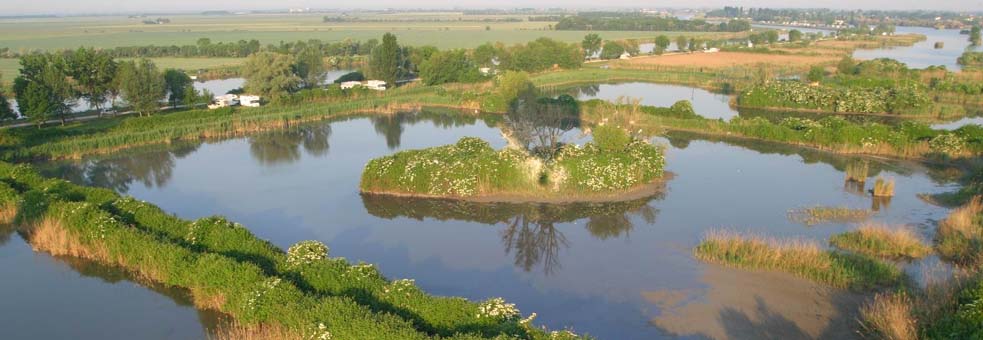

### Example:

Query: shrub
xmin=287 ymin=240 xmax=329 ymax=267
xmin=592 ymin=125 xmax=631 ymax=152
xmin=930 ymin=133 xmax=967 ymax=156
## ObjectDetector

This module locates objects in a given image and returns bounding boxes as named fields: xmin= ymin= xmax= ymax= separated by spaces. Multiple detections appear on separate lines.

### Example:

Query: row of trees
xmin=417 ymin=37 xmax=582 ymax=86
xmin=10 ymin=49 xmax=212 ymax=126
xmin=1 ymin=38 xmax=383 ymax=60
xmin=556 ymin=14 xmax=750 ymax=32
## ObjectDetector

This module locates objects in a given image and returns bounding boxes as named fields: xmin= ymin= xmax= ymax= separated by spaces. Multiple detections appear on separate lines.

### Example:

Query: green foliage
xmin=333 ymin=71 xmax=365 ymax=84
xmin=13 ymin=53 xmax=75 ymax=125
xmin=958 ymin=52 xmax=983 ymax=70
xmin=738 ymin=80 xmax=930 ymax=114
xmin=654 ymin=35 xmax=671 ymax=54
xmin=63 ymin=48 xmax=117 ymax=111
xmin=555 ymin=14 xmax=749 ymax=32
xmin=118 ymin=59 xmax=167 ymax=116
xmin=369 ymin=33 xmax=401 ymax=86
xmin=495 ymin=71 xmax=534 ymax=106
xmin=837 ymin=55 xmax=857 ymax=75
xmin=163 ymin=69 xmax=193 ymax=106
xmin=294 ymin=46 xmax=326 ymax=88
xmin=242 ymin=52 xmax=301 ymax=102
xmin=599 ymin=41 xmax=625 ymax=60
xmin=970 ymin=26 xmax=982 ymax=46
xmin=592 ymin=125 xmax=631 ymax=151
xmin=788 ymin=29 xmax=803 ymax=42
xmin=581 ymin=33 xmax=602 ymax=58
xmin=500 ymin=38 xmax=582 ymax=73
xmin=806 ymin=66 xmax=825 ymax=83
xmin=419 ymin=50 xmax=483 ymax=86
xmin=924 ymin=279 xmax=983 ymax=339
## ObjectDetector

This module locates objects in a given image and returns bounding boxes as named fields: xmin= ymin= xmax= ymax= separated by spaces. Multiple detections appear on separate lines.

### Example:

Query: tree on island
xmin=242 ymin=52 xmax=300 ymax=102
xmin=971 ymin=26 xmax=982 ymax=46
xmin=118 ymin=59 xmax=166 ymax=117
xmin=581 ymin=33 xmax=602 ymax=59
xmin=369 ymin=33 xmax=401 ymax=86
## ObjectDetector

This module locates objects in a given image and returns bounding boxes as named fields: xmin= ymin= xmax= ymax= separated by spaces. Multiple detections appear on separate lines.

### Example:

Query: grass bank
xmin=0 ymin=161 xmax=586 ymax=340
xmin=360 ymin=128 xmax=667 ymax=203
xmin=829 ymin=224 xmax=931 ymax=259
xmin=694 ymin=230 xmax=904 ymax=290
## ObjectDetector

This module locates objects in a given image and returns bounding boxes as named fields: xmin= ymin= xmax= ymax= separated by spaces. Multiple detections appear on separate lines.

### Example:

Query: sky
xmin=1 ymin=1 xmax=980 ymax=15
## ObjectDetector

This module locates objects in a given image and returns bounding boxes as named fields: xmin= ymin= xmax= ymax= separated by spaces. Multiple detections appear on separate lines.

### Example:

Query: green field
xmin=0 ymin=13 xmax=728 ymax=51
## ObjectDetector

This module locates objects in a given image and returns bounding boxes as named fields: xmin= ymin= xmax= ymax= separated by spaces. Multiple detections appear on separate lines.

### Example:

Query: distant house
xmin=239 ymin=95 xmax=261 ymax=107
xmin=704 ymin=48 xmax=720 ymax=53
xmin=365 ymin=80 xmax=387 ymax=91
xmin=479 ymin=67 xmax=493 ymax=76
xmin=619 ymin=51 xmax=631 ymax=60
xmin=208 ymin=94 xmax=239 ymax=109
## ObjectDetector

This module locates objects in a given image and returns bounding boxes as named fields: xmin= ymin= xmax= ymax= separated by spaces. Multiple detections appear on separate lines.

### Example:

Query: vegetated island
xmin=359 ymin=125 xmax=668 ymax=203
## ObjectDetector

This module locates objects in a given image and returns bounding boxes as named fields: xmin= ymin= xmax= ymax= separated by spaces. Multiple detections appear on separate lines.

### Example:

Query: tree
xmin=581 ymin=33 xmax=602 ymax=59
xmin=688 ymin=39 xmax=703 ymax=52
xmin=163 ymin=69 xmax=192 ymax=107
xmin=971 ymin=26 xmax=982 ymax=46
xmin=496 ymin=71 xmax=534 ymax=105
xmin=64 ymin=48 xmax=116 ymax=112
xmin=419 ymin=50 xmax=481 ymax=86
xmin=13 ymin=54 xmax=75 ymax=126
xmin=765 ymin=30 xmax=779 ymax=44
xmin=118 ymin=59 xmax=167 ymax=117
xmin=0 ymin=74 xmax=16 ymax=122
xmin=675 ymin=36 xmax=688 ymax=51
xmin=806 ymin=66 xmax=825 ymax=83
xmin=788 ymin=29 xmax=803 ymax=42
xmin=472 ymin=43 xmax=500 ymax=68
xmin=837 ymin=55 xmax=857 ymax=75
xmin=294 ymin=46 xmax=325 ymax=88
xmin=600 ymin=41 xmax=625 ymax=60
xmin=242 ymin=52 xmax=301 ymax=102
xmin=369 ymin=33 xmax=401 ymax=86
xmin=654 ymin=35 xmax=671 ymax=54
xmin=408 ymin=45 xmax=438 ymax=73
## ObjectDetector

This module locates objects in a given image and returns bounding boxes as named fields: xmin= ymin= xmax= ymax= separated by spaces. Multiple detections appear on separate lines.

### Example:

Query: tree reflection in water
xmin=37 ymin=143 xmax=200 ymax=193
xmin=361 ymin=193 xmax=663 ymax=275
xmin=248 ymin=124 xmax=332 ymax=165
xmin=370 ymin=110 xmax=493 ymax=150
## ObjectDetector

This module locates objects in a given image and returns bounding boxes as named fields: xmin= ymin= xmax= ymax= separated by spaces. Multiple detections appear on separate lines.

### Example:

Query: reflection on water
xmin=362 ymin=193 xmax=662 ymax=275
xmin=32 ymin=111 xmax=957 ymax=339
xmin=561 ymin=82 xmax=739 ymax=120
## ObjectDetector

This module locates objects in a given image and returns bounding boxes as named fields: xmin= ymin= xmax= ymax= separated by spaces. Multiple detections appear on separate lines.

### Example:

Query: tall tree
xmin=788 ymin=29 xmax=803 ymax=42
xmin=118 ymin=59 xmax=167 ymax=117
xmin=163 ymin=69 xmax=193 ymax=107
xmin=675 ymin=36 xmax=689 ymax=51
xmin=294 ymin=46 xmax=325 ymax=88
xmin=971 ymin=26 xmax=982 ymax=46
xmin=419 ymin=50 xmax=481 ymax=86
xmin=242 ymin=52 xmax=300 ymax=102
xmin=13 ymin=54 xmax=75 ymax=126
xmin=0 ymin=74 xmax=15 ymax=122
xmin=472 ymin=43 xmax=501 ymax=68
xmin=600 ymin=41 xmax=625 ymax=60
xmin=581 ymin=33 xmax=602 ymax=59
xmin=64 ymin=48 xmax=117 ymax=113
xmin=369 ymin=33 xmax=401 ymax=86
xmin=654 ymin=35 xmax=671 ymax=54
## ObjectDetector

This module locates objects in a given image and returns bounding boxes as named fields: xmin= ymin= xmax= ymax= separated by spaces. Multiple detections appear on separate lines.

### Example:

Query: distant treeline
xmin=322 ymin=16 xmax=523 ymax=23
xmin=0 ymin=38 xmax=381 ymax=59
xmin=708 ymin=7 xmax=980 ymax=29
xmin=555 ymin=14 xmax=750 ymax=32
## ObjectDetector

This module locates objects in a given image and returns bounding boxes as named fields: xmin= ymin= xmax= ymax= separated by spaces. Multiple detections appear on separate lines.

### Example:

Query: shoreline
xmin=360 ymin=172 xmax=674 ymax=204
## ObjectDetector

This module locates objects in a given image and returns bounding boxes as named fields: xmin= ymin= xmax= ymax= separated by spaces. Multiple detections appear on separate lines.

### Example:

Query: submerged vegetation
xmin=829 ymin=224 xmax=931 ymax=259
xmin=0 ymin=162 xmax=587 ymax=340
xmin=787 ymin=206 xmax=874 ymax=226
xmin=360 ymin=125 xmax=666 ymax=201
xmin=873 ymin=177 xmax=897 ymax=197
xmin=693 ymin=230 xmax=903 ymax=290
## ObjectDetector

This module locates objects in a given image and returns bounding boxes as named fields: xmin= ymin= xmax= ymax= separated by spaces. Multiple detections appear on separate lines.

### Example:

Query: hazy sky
xmin=2 ymin=1 xmax=981 ymax=15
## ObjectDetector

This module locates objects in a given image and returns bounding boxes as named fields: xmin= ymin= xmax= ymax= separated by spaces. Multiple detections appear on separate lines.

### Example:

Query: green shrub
xmin=592 ymin=125 xmax=631 ymax=152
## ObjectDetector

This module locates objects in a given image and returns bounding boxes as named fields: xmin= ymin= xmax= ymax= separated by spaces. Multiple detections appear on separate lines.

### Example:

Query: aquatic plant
xmin=845 ymin=160 xmax=869 ymax=183
xmin=873 ymin=177 xmax=896 ymax=197
xmin=787 ymin=206 xmax=874 ymax=226
xmin=694 ymin=230 xmax=903 ymax=290
xmin=830 ymin=224 xmax=931 ymax=259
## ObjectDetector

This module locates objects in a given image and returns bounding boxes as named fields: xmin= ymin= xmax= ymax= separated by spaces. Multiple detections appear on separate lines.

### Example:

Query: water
xmin=853 ymin=26 xmax=983 ymax=71
xmin=562 ymin=82 xmax=738 ymax=120
xmin=24 ymin=108 xmax=958 ymax=339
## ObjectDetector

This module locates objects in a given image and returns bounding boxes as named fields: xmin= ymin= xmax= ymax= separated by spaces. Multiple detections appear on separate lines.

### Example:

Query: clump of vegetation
xmin=859 ymin=292 xmax=919 ymax=340
xmin=873 ymin=177 xmax=896 ymax=197
xmin=0 ymin=162 xmax=586 ymax=340
xmin=830 ymin=224 xmax=931 ymax=259
xmin=935 ymin=196 xmax=983 ymax=266
xmin=361 ymin=128 xmax=666 ymax=200
xmin=957 ymin=51 xmax=983 ymax=70
xmin=738 ymin=80 xmax=931 ymax=115
xmin=694 ymin=230 xmax=903 ymax=290
xmin=787 ymin=206 xmax=874 ymax=226
xmin=860 ymin=275 xmax=983 ymax=340
xmin=845 ymin=160 xmax=869 ymax=183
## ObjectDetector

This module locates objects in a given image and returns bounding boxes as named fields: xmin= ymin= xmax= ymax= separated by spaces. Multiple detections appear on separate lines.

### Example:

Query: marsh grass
xmin=830 ymin=224 xmax=931 ymax=259
xmin=873 ymin=177 xmax=896 ymax=197
xmin=859 ymin=292 xmax=919 ymax=340
xmin=935 ymin=196 xmax=983 ymax=266
xmin=860 ymin=273 xmax=983 ymax=340
xmin=787 ymin=206 xmax=874 ymax=226
xmin=694 ymin=230 xmax=903 ymax=290
xmin=209 ymin=322 xmax=299 ymax=340
xmin=845 ymin=160 xmax=869 ymax=183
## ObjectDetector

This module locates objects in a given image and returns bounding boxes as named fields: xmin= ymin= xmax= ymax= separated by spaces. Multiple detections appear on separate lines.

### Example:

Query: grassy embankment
xmin=359 ymin=126 xmax=666 ymax=202
xmin=0 ymin=162 xmax=586 ymax=340
xmin=829 ymin=224 xmax=931 ymax=259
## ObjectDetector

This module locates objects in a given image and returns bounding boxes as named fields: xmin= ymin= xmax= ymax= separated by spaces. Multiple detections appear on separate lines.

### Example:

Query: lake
xmin=15 ymin=106 xmax=958 ymax=339
xmin=561 ymin=82 xmax=739 ymax=120
xmin=853 ymin=26 xmax=983 ymax=71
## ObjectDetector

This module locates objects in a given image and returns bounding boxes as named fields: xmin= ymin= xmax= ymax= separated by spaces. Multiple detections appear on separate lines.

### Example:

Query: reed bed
xmin=787 ymin=206 xmax=874 ymax=226
xmin=935 ymin=196 xmax=983 ymax=266
xmin=845 ymin=160 xmax=870 ymax=183
xmin=694 ymin=230 xmax=903 ymax=290
xmin=873 ymin=177 xmax=896 ymax=197
xmin=829 ymin=224 xmax=931 ymax=259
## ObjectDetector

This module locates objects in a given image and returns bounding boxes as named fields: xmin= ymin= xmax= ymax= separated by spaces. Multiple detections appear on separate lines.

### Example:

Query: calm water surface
xmin=853 ymin=26 xmax=983 ymax=70
xmin=563 ymin=82 xmax=738 ymax=120
xmin=20 ymin=108 xmax=959 ymax=339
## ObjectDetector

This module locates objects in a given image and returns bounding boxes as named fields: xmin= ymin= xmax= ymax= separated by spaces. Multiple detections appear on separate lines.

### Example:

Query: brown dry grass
xmin=859 ymin=292 xmax=918 ymax=340
xmin=209 ymin=322 xmax=301 ymax=340
xmin=0 ymin=202 xmax=17 ymax=225
xmin=873 ymin=178 xmax=896 ymax=198
xmin=939 ymin=197 xmax=983 ymax=240
xmin=614 ymin=52 xmax=838 ymax=69
xmin=830 ymin=224 xmax=931 ymax=259
xmin=27 ymin=217 xmax=110 ymax=261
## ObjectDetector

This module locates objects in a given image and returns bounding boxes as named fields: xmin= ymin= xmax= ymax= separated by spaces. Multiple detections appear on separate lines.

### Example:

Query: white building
xmin=208 ymin=94 xmax=239 ymax=109
xmin=239 ymin=95 xmax=261 ymax=107
xmin=364 ymin=80 xmax=387 ymax=91
xmin=340 ymin=81 xmax=362 ymax=90
xmin=619 ymin=51 xmax=631 ymax=60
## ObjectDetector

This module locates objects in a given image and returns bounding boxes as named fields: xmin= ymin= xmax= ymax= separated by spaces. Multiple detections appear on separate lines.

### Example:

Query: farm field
xmin=0 ymin=13 xmax=729 ymax=51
